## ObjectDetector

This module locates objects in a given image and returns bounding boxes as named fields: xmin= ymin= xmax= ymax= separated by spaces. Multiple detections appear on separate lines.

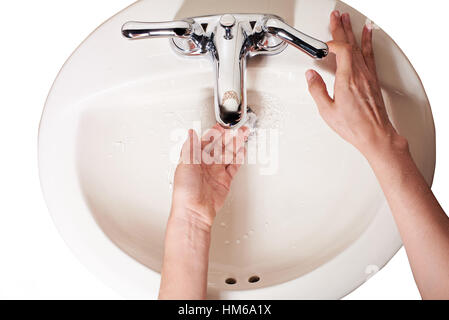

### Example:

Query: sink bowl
xmin=39 ymin=0 xmax=436 ymax=299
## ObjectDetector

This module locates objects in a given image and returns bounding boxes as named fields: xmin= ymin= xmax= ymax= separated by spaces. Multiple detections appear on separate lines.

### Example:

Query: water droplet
xmin=235 ymin=239 xmax=241 ymax=245
xmin=365 ymin=264 xmax=380 ymax=280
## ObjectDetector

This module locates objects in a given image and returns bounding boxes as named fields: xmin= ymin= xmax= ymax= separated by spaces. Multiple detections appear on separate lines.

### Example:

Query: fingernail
xmin=365 ymin=22 xmax=373 ymax=31
xmin=306 ymin=70 xmax=315 ymax=82
xmin=332 ymin=10 xmax=340 ymax=17
xmin=342 ymin=13 xmax=350 ymax=22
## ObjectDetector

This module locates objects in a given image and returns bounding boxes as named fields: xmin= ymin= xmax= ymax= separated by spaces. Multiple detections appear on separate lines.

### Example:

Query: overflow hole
xmin=225 ymin=278 xmax=237 ymax=285
xmin=248 ymin=276 xmax=260 ymax=283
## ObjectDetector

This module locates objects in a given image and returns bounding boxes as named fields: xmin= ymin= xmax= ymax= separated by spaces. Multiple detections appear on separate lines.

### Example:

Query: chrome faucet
xmin=122 ymin=14 xmax=328 ymax=128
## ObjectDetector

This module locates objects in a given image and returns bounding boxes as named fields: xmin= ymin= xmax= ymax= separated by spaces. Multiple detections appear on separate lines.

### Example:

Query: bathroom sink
xmin=39 ymin=0 xmax=436 ymax=299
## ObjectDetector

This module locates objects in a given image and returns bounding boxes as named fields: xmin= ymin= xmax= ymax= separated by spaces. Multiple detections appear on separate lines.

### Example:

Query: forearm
xmin=366 ymin=137 xmax=449 ymax=299
xmin=159 ymin=208 xmax=212 ymax=300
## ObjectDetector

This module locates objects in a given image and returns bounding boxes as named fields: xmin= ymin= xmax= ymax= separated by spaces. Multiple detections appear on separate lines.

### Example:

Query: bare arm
xmin=158 ymin=210 xmax=212 ymax=300
xmin=159 ymin=126 xmax=248 ymax=300
xmin=306 ymin=10 xmax=449 ymax=299
xmin=368 ymin=137 xmax=449 ymax=299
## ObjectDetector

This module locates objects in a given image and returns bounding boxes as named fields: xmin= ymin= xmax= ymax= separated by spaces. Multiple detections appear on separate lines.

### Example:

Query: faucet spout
xmin=212 ymin=14 xmax=250 ymax=128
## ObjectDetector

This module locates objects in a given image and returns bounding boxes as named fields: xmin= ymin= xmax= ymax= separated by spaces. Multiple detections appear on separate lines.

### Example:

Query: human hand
xmin=304 ymin=13 xmax=449 ymax=301
xmin=171 ymin=124 xmax=249 ymax=228
xmin=306 ymin=11 xmax=408 ymax=161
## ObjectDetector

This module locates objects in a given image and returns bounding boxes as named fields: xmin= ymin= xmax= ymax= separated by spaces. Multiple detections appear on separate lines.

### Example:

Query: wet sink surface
xmin=39 ymin=0 xmax=435 ymax=299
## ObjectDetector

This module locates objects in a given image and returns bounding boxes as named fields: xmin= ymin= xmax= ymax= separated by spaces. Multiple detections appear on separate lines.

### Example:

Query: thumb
xmin=306 ymin=70 xmax=333 ymax=111
xmin=180 ymin=129 xmax=201 ymax=164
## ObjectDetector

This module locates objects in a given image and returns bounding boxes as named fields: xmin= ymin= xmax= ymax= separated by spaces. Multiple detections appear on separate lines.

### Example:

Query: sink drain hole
xmin=248 ymin=276 xmax=260 ymax=283
xmin=225 ymin=278 xmax=237 ymax=285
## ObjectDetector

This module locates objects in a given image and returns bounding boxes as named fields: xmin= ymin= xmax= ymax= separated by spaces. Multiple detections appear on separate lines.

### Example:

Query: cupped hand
xmin=306 ymin=11 xmax=408 ymax=160
xmin=171 ymin=124 xmax=249 ymax=227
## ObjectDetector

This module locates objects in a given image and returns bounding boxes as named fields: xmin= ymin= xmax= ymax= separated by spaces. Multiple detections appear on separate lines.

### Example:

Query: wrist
xmin=161 ymin=205 xmax=212 ymax=300
xmin=169 ymin=205 xmax=215 ymax=232
xmin=362 ymin=131 xmax=411 ymax=168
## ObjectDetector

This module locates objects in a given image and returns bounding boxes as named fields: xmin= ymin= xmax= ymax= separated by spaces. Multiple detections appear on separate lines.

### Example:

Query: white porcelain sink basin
xmin=39 ymin=0 xmax=436 ymax=299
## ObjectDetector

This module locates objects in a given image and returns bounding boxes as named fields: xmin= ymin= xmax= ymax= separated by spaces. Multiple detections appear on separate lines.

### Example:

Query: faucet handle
xmin=263 ymin=18 xmax=328 ymax=59
xmin=122 ymin=19 xmax=207 ymax=56
xmin=122 ymin=20 xmax=194 ymax=39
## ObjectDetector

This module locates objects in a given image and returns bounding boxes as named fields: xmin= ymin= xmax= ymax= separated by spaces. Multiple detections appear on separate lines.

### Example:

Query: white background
xmin=0 ymin=0 xmax=447 ymax=299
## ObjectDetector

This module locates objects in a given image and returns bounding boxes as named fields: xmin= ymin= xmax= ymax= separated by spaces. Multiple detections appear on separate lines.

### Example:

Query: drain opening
xmin=225 ymin=278 xmax=237 ymax=285
xmin=248 ymin=276 xmax=260 ymax=283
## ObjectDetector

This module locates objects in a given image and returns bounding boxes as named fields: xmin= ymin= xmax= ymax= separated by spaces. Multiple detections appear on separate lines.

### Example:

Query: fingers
xmin=201 ymin=123 xmax=224 ymax=150
xmin=330 ymin=11 xmax=358 ymax=47
xmin=228 ymin=127 xmax=249 ymax=155
xmin=341 ymin=13 xmax=357 ymax=46
xmin=306 ymin=70 xmax=333 ymax=111
xmin=200 ymin=124 xmax=249 ymax=167
xmin=327 ymin=40 xmax=353 ymax=77
xmin=330 ymin=10 xmax=347 ymax=42
xmin=330 ymin=12 xmax=378 ymax=78
xmin=361 ymin=24 xmax=377 ymax=76
xmin=180 ymin=129 xmax=200 ymax=164
xmin=226 ymin=147 xmax=246 ymax=178
xmin=223 ymin=127 xmax=249 ymax=165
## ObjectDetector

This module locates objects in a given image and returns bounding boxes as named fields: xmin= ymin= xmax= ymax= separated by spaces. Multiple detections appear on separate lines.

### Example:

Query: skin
xmin=159 ymin=125 xmax=248 ymax=300
xmin=306 ymin=11 xmax=449 ymax=300
xmin=159 ymin=11 xmax=449 ymax=300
